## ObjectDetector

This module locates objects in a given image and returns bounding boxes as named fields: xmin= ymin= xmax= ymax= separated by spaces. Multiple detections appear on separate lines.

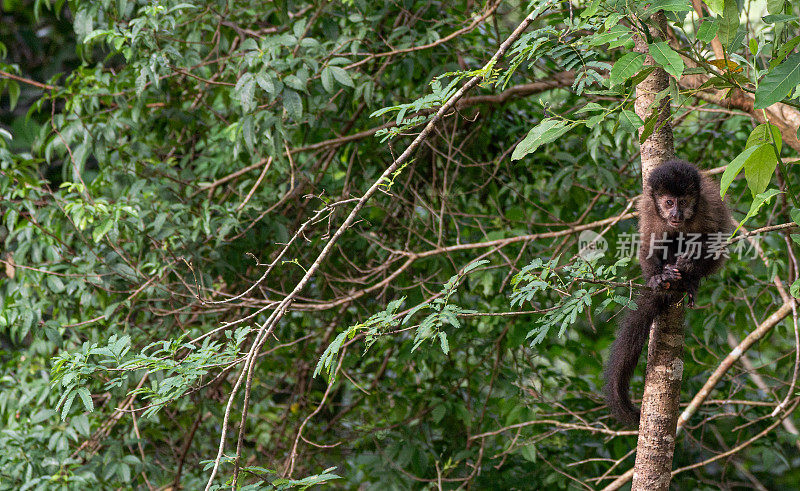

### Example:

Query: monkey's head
xmin=647 ymin=159 xmax=701 ymax=229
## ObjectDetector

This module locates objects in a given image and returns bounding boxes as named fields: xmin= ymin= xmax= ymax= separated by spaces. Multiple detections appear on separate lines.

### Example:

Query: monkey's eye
xmin=666 ymin=200 xmax=673 ymax=207
xmin=679 ymin=199 xmax=687 ymax=206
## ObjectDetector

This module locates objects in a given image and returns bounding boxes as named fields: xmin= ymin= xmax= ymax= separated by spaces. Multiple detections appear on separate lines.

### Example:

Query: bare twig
xmin=203 ymin=5 xmax=554 ymax=488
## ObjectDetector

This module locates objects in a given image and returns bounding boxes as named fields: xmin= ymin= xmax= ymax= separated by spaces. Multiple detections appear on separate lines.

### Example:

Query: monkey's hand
xmin=647 ymin=266 xmax=681 ymax=290
xmin=675 ymin=254 xmax=693 ymax=273
xmin=673 ymin=256 xmax=700 ymax=307
xmin=666 ymin=260 xmax=702 ymax=307
xmin=662 ymin=263 xmax=682 ymax=278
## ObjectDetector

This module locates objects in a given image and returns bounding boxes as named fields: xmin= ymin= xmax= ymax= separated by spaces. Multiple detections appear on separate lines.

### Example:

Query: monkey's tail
xmin=603 ymin=291 xmax=662 ymax=426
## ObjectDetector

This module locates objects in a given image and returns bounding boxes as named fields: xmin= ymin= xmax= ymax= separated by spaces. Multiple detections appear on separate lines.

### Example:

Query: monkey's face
xmin=655 ymin=193 xmax=696 ymax=228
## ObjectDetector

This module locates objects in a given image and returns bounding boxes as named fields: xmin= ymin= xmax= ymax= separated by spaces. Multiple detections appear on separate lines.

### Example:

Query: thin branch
xmin=0 ymin=70 xmax=56 ymax=90
xmin=470 ymin=419 xmax=638 ymax=439
xmin=203 ymin=5 xmax=554 ymax=488
xmin=672 ymin=398 xmax=800 ymax=476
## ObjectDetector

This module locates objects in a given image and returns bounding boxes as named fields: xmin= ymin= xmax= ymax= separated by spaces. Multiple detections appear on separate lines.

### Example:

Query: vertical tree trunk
xmin=631 ymin=12 xmax=684 ymax=491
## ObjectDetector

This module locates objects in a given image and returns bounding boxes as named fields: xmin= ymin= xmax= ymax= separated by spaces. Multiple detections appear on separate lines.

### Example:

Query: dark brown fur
xmin=603 ymin=159 xmax=731 ymax=426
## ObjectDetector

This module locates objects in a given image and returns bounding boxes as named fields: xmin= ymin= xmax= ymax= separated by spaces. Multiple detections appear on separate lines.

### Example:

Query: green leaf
xmin=31 ymin=409 xmax=57 ymax=424
xmin=520 ymin=444 xmax=537 ymax=462
xmin=403 ymin=302 xmax=429 ymax=324
xmin=255 ymin=72 xmax=275 ymax=94
xmin=717 ymin=0 xmax=740 ymax=48
xmin=581 ymin=0 xmax=601 ymax=17
xmin=438 ymin=332 xmax=449 ymax=354
xmin=321 ymin=67 xmax=334 ymax=93
xmin=746 ymin=123 xmax=782 ymax=153
xmin=704 ymin=0 xmax=724 ymax=15
xmin=696 ymin=18 xmax=719 ymax=44
xmin=282 ymin=89 xmax=303 ymax=120
xmin=47 ymin=275 xmax=65 ymax=293
xmin=618 ymin=110 xmax=644 ymax=133
xmin=733 ymin=189 xmax=782 ymax=234
xmin=135 ymin=69 xmax=147 ymax=96
xmin=313 ymin=331 xmax=346 ymax=381
xmin=791 ymin=208 xmax=800 ymax=226
xmin=235 ymin=73 xmax=256 ymax=112
xmin=73 ymin=9 xmax=94 ymax=39
xmin=728 ymin=27 xmax=747 ymax=52
xmin=93 ymin=218 xmax=114 ymax=243
xmin=293 ymin=19 xmax=307 ymax=38
xmin=763 ymin=14 xmax=797 ymax=23
xmin=649 ymin=42 xmax=685 ymax=80
xmin=83 ymin=29 xmax=110 ymax=45
xmin=587 ymin=25 xmax=631 ymax=47
xmin=791 ymin=278 xmax=800 ymax=298
xmin=441 ymin=309 xmax=460 ymax=329
xmin=771 ymin=35 xmax=800 ymax=69
xmin=77 ymin=388 xmax=94 ymax=413
xmin=462 ymin=259 xmax=490 ymax=274
xmin=242 ymin=116 xmax=255 ymax=153
xmin=169 ymin=3 xmax=197 ymax=13
xmin=329 ymin=66 xmax=354 ymax=88
xmin=720 ymin=145 xmax=760 ymax=198
xmin=755 ymin=52 xmax=800 ymax=109
xmin=283 ymin=74 xmax=306 ymax=92
xmin=767 ymin=0 xmax=786 ymax=14
xmin=511 ymin=119 xmax=572 ymax=161
xmin=118 ymin=464 xmax=131 ymax=482
xmin=575 ymin=102 xmax=605 ymax=114
xmin=628 ymin=66 xmax=656 ymax=86
xmin=73 ymin=142 xmax=90 ymax=170
xmin=7 ymin=81 xmax=19 ymax=111
xmin=648 ymin=0 xmax=692 ymax=12
xmin=432 ymin=404 xmax=447 ymax=423
xmin=61 ymin=390 xmax=76 ymax=420
xmin=743 ymin=144 xmax=778 ymax=197
xmin=586 ymin=113 xmax=605 ymax=128
xmin=609 ymin=52 xmax=645 ymax=86
xmin=639 ymin=110 xmax=658 ymax=144
xmin=698 ymin=76 xmax=734 ymax=91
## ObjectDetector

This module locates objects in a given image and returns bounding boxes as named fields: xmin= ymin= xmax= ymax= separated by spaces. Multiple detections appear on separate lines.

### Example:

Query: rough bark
xmin=630 ymin=13 xmax=684 ymax=491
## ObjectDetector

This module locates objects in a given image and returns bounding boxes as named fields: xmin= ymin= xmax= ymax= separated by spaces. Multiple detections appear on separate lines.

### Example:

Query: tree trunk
xmin=631 ymin=12 xmax=684 ymax=491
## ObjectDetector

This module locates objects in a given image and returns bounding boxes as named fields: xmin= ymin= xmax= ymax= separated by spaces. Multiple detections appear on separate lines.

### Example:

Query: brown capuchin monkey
xmin=604 ymin=159 xmax=731 ymax=426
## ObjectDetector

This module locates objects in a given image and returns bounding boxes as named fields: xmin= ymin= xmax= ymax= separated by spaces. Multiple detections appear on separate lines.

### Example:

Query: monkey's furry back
xmin=604 ymin=159 xmax=731 ymax=426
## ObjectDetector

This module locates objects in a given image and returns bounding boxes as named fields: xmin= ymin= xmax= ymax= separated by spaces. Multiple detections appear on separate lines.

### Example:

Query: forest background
xmin=2 ymin=0 xmax=800 ymax=489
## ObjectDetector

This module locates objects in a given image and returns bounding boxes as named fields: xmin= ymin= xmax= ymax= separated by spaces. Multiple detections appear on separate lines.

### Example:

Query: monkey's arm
xmin=674 ymin=253 xmax=723 ymax=279
xmin=642 ymin=255 xmax=682 ymax=290
xmin=669 ymin=250 xmax=725 ymax=306
xmin=674 ymin=237 xmax=726 ymax=287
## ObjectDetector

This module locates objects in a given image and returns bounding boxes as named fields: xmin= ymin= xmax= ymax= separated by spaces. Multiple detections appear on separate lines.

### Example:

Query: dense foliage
xmin=2 ymin=0 xmax=800 ymax=488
